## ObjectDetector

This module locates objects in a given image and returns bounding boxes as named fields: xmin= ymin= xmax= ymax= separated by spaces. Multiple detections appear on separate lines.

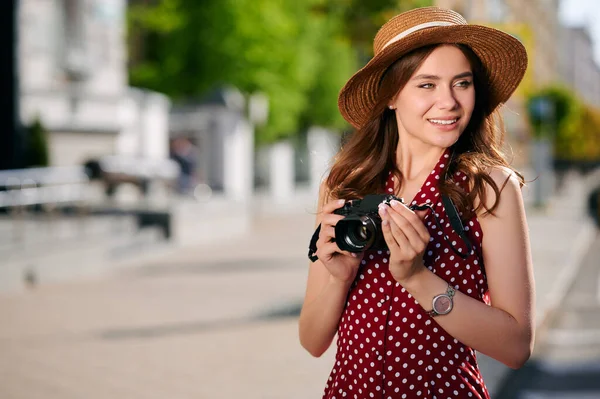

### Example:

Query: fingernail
xmin=379 ymin=204 xmax=387 ymax=214
xmin=338 ymin=199 xmax=345 ymax=205
xmin=390 ymin=200 xmax=400 ymax=208
xmin=382 ymin=219 xmax=389 ymax=226
xmin=351 ymin=253 xmax=357 ymax=257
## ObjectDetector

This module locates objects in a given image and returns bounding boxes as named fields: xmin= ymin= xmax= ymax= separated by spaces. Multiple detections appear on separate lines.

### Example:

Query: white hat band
xmin=382 ymin=21 xmax=455 ymax=50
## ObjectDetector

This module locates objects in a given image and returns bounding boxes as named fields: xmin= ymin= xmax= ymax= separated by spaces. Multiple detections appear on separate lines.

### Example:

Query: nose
xmin=436 ymin=85 xmax=459 ymax=110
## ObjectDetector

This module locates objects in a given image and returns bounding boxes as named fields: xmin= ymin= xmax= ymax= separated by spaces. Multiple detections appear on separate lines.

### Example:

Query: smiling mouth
xmin=428 ymin=118 xmax=459 ymax=125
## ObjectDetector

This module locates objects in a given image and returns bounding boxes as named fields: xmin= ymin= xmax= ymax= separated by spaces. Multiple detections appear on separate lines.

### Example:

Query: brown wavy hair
xmin=325 ymin=43 xmax=524 ymax=217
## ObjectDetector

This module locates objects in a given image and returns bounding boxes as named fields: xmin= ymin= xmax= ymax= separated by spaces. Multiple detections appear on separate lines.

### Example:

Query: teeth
xmin=429 ymin=119 xmax=457 ymax=125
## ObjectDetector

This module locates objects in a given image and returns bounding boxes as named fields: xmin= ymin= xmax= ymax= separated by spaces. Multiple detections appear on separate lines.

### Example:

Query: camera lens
xmin=335 ymin=216 xmax=378 ymax=252
xmin=355 ymin=224 xmax=371 ymax=241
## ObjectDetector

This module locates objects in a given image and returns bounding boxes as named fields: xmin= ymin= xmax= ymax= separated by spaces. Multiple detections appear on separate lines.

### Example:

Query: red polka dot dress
xmin=322 ymin=149 xmax=490 ymax=399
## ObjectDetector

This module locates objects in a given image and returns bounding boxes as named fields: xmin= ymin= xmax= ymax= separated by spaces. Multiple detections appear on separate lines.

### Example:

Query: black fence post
xmin=589 ymin=186 xmax=600 ymax=228
xmin=0 ymin=0 xmax=23 ymax=171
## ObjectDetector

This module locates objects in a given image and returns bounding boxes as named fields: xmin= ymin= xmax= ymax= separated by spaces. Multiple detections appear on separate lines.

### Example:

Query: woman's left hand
xmin=378 ymin=199 xmax=431 ymax=284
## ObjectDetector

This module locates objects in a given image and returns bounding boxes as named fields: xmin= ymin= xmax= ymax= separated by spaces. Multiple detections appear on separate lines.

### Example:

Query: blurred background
xmin=1 ymin=0 xmax=600 ymax=398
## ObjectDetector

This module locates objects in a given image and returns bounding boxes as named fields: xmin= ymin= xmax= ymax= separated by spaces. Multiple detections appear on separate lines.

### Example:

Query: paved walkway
xmin=0 ymin=177 xmax=597 ymax=398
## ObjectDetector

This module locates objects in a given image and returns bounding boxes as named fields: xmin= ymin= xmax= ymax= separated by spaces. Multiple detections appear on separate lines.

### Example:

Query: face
xmin=389 ymin=45 xmax=475 ymax=150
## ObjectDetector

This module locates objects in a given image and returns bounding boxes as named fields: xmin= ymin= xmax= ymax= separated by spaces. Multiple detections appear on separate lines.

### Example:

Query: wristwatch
xmin=427 ymin=284 xmax=456 ymax=317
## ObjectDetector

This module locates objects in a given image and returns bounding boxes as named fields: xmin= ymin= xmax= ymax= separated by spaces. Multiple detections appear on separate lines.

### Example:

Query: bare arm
xmin=381 ymin=167 xmax=535 ymax=368
xmin=298 ymin=183 xmax=363 ymax=357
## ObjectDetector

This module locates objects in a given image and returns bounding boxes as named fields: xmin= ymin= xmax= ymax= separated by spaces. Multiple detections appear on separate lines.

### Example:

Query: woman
xmin=299 ymin=7 xmax=535 ymax=399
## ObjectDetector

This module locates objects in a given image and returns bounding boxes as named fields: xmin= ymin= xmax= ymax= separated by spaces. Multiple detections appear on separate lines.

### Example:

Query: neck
xmin=395 ymin=139 xmax=446 ymax=182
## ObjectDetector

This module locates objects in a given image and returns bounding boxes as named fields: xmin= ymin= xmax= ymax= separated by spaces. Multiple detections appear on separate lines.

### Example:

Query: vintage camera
xmin=334 ymin=194 xmax=405 ymax=253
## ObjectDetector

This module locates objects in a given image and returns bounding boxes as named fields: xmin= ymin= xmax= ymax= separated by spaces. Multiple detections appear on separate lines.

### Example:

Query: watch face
xmin=433 ymin=294 xmax=453 ymax=315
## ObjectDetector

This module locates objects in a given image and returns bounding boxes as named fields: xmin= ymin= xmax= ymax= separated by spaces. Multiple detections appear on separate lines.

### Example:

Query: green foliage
xmin=127 ymin=0 xmax=433 ymax=143
xmin=323 ymin=0 xmax=433 ymax=62
xmin=525 ymin=85 xmax=579 ymax=139
xmin=234 ymin=0 xmax=324 ymax=143
xmin=129 ymin=0 xmax=325 ymax=143
xmin=298 ymin=7 xmax=356 ymax=131
xmin=128 ymin=0 xmax=236 ymax=97
xmin=556 ymin=103 xmax=600 ymax=161
xmin=525 ymin=85 xmax=600 ymax=161
xmin=302 ymin=36 xmax=356 ymax=130
xmin=25 ymin=116 xmax=50 ymax=167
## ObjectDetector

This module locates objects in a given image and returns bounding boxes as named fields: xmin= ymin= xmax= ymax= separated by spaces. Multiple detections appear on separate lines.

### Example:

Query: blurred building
xmin=436 ymin=0 xmax=561 ymax=86
xmin=169 ymin=88 xmax=244 ymax=192
xmin=18 ymin=0 xmax=170 ymax=167
xmin=560 ymin=26 xmax=600 ymax=107
xmin=436 ymin=1 xmax=600 ymax=105
xmin=169 ymin=87 xmax=254 ymax=201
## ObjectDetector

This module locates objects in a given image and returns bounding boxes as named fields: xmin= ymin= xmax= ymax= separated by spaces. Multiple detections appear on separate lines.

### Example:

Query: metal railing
xmin=0 ymin=158 xmax=181 ymax=250
xmin=0 ymin=166 xmax=92 ymax=251
xmin=0 ymin=166 xmax=90 ymax=209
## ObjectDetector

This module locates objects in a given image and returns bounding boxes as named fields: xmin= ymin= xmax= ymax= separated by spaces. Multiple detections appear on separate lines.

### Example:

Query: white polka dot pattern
xmin=322 ymin=149 xmax=490 ymax=399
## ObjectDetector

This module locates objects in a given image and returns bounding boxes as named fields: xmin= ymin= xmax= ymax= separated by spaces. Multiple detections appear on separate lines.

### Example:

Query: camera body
xmin=334 ymin=193 xmax=405 ymax=253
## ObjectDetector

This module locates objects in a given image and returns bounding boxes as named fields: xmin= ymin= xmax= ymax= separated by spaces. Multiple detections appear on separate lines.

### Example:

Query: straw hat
xmin=338 ymin=7 xmax=528 ymax=128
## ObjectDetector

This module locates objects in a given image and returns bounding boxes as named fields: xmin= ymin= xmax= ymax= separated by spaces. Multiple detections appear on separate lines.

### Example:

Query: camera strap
xmin=441 ymin=195 xmax=473 ymax=257
xmin=399 ymin=197 xmax=472 ymax=260
xmin=307 ymin=194 xmax=473 ymax=262
xmin=308 ymin=224 xmax=321 ymax=262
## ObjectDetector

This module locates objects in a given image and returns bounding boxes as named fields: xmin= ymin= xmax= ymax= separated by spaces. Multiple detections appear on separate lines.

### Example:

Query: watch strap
xmin=446 ymin=284 xmax=456 ymax=298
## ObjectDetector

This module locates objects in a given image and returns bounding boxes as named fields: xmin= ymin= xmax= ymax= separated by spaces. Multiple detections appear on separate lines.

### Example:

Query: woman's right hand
xmin=315 ymin=199 xmax=364 ymax=284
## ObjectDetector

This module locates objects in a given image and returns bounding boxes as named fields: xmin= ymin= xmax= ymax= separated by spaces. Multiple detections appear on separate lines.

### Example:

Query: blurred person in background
xmin=300 ymin=7 xmax=535 ymax=399
xmin=170 ymin=137 xmax=197 ymax=195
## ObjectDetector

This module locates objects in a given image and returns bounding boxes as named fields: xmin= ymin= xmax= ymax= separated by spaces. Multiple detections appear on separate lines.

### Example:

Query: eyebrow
xmin=411 ymin=71 xmax=473 ymax=81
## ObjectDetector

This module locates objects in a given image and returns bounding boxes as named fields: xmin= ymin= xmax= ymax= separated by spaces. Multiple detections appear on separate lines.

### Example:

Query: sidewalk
xmin=477 ymin=172 xmax=598 ymax=395
xmin=0 ymin=177 xmax=596 ymax=398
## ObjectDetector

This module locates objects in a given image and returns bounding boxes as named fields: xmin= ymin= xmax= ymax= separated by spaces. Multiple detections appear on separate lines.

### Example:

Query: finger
xmin=319 ymin=242 xmax=359 ymax=260
xmin=316 ymin=241 xmax=338 ymax=261
xmin=387 ymin=215 xmax=415 ymax=257
xmin=386 ymin=202 xmax=422 ymax=244
xmin=390 ymin=200 xmax=431 ymax=243
xmin=338 ymin=248 xmax=361 ymax=258
xmin=318 ymin=225 xmax=336 ymax=243
xmin=318 ymin=224 xmax=338 ymax=246
xmin=321 ymin=213 xmax=345 ymax=228
xmin=322 ymin=198 xmax=346 ymax=215
xmin=414 ymin=209 xmax=431 ymax=243
xmin=379 ymin=205 xmax=400 ymax=252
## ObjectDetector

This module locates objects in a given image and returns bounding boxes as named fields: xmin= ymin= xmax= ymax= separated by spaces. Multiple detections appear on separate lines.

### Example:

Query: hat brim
xmin=338 ymin=25 xmax=528 ymax=128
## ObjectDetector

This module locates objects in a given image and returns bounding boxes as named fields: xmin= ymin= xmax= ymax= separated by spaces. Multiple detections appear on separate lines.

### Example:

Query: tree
xmin=301 ymin=0 xmax=432 ymax=131
xmin=127 ymin=0 xmax=433 ymax=142
xmin=128 ymin=0 xmax=326 ymax=143
xmin=25 ymin=116 xmax=50 ymax=168
xmin=525 ymin=85 xmax=600 ymax=161
xmin=556 ymin=103 xmax=600 ymax=161
xmin=316 ymin=0 xmax=433 ymax=63
xmin=525 ymin=85 xmax=578 ymax=140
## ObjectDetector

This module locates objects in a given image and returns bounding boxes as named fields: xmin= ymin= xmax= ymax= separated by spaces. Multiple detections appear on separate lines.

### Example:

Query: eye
xmin=455 ymin=80 xmax=472 ymax=88
xmin=418 ymin=83 xmax=434 ymax=89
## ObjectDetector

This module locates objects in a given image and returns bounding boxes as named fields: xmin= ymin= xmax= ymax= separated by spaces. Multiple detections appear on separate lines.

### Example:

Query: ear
xmin=388 ymin=93 xmax=400 ymax=110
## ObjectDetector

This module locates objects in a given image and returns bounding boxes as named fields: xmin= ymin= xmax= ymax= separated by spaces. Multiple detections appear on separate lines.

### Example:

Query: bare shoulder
xmin=477 ymin=165 xmax=523 ymax=218
xmin=489 ymin=165 xmax=521 ymax=189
